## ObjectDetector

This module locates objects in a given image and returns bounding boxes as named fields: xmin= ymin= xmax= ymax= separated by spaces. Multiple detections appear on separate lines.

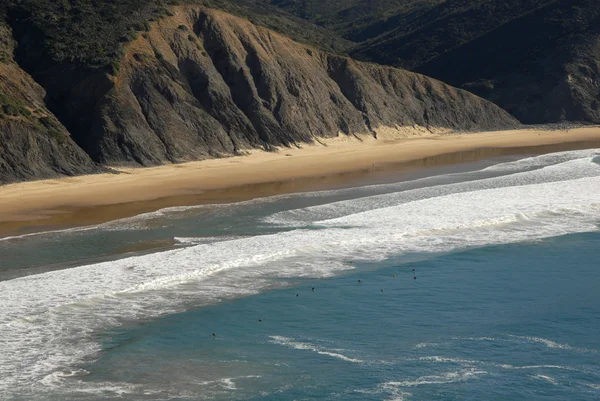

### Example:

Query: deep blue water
xmin=1 ymin=149 xmax=599 ymax=400
xmin=82 ymin=233 xmax=600 ymax=401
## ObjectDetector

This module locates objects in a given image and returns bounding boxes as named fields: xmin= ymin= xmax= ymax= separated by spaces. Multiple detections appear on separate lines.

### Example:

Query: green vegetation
xmin=221 ymin=1 xmax=600 ymax=75
xmin=154 ymin=49 xmax=165 ymax=61
xmin=45 ymin=128 xmax=68 ymax=144
xmin=0 ymin=91 xmax=32 ymax=117
xmin=247 ymin=0 xmax=444 ymax=37
xmin=0 ymin=0 xmax=201 ymax=70
xmin=203 ymin=0 xmax=352 ymax=53
xmin=109 ymin=60 xmax=121 ymax=76
xmin=346 ymin=0 xmax=600 ymax=69
xmin=223 ymin=0 xmax=600 ymax=123
xmin=2 ymin=0 xmax=598 ymax=82
xmin=38 ymin=115 xmax=69 ymax=144
xmin=0 ymin=0 xmax=597 ymax=125
xmin=0 ymin=21 xmax=15 ymax=62
xmin=0 ymin=0 xmax=349 ymax=74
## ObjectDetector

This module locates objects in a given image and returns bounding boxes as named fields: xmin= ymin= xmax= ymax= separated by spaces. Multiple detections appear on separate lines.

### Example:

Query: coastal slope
xmin=0 ymin=4 xmax=518 ymax=181
xmin=77 ymin=7 xmax=518 ymax=166
xmin=347 ymin=0 xmax=600 ymax=124
xmin=239 ymin=0 xmax=600 ymax=125
xmin=0 ymin=23 xmax=100 ymax=183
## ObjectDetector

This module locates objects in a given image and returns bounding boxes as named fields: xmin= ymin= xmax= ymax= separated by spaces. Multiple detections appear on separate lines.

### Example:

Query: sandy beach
xmin=1 ymin=126 xmax=600 ymax=236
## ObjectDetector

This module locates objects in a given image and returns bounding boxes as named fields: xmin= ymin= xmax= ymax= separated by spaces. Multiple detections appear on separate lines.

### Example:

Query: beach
xmin=1 ymin=139 xmax=600 ymax=400
xmin=1 ymin=126 xmax=600 ymax=236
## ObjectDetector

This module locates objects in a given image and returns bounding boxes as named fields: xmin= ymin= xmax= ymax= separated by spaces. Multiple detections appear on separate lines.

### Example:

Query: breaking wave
xmin=1 ymin=149 xmax=599 ymax=395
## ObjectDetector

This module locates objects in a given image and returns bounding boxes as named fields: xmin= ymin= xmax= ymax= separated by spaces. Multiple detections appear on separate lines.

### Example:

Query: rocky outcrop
xmin=72 ymin=7 xmax=518 ymax=166
xmin=0 ymin=6 xmax=519 ymax=182
xmin=0 ymin=23 xmax=101 ymax=183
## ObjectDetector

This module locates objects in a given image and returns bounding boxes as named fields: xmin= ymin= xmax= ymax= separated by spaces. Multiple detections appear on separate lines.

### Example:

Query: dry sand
xmin=1 ymin=126 xmax=600 ymax=236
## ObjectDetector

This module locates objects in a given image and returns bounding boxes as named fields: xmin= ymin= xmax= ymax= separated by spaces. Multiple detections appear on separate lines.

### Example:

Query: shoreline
xmin=1 ymin=126 xmax=600 ymax=238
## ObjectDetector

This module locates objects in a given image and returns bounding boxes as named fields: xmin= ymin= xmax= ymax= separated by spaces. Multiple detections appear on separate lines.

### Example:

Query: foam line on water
xmin=508 ymin=335 xmax=597 ymax=353
xmin=0 ymin=201 xmax=245 ymax=244
xmin=0 ymin=205 xmax=210 ymax=244
xmin=3 ymin=149 xmax=595 ymax=244
xmin=449 ymin=335 xmax=598 ymax=354
xmin=269 ymin=336 xmax=363 ymax=363
xmin=359 ymin=385 xmax=413 ymax=401
xmin=498 ymin=364 xmax=580 ymax=371
xmin=414 ymin=356 xmax=583 ymax=373
xmin=532 ymin=374 xmax=559 ymax=385
xmin=383 ymin=368 xmax=487 ymax=388
xmin=0 ymin=225 xmax=98 ymax=243
xmin=481 ymin=149 xmax=600 ymax=173
xmin=0 ymin=150 xmax=599 ymax=394
xmin=265 ymin=150 xmax=600 ymax=226
xmin=173 ymin=236 xmax=249 ymax=246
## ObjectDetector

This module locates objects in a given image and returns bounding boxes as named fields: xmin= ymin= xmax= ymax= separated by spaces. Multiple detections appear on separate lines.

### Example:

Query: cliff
xmin=64 ymin=7 xmax=518 ymax=166
xmin=0 ymin=5 xmax=519 ymax=181
xmin=0 ymin=23 xmax=100 ymax=183
xmin=240 ymin=0 xmax=600 ymax=125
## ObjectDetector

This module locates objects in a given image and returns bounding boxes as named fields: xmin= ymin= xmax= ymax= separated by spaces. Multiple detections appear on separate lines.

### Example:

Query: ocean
xmin=1 ymin=149 xmax=599 ymax=400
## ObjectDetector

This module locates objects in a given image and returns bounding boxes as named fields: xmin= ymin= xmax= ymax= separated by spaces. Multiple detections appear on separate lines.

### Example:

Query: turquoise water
xmin=1 ymin=149 xmax=599 ymax=400
xmin=88 ymin=233 xmax=600 ymax=401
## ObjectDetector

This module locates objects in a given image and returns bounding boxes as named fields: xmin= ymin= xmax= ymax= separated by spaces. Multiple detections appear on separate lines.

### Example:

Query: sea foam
xmin=1 ymin=149 xmax=599 ymax=395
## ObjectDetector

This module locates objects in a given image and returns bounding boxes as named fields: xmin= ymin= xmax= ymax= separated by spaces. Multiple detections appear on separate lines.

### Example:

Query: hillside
xmin=0 ymin=22 xmax=101 ymax=182
xmin=238 ymin=0 xmax=600 ymax=124
xmin=351 ymin=0 xmax=600 ymax=124
xmin=244 ymin=0 xmax=444 ymax=41
xmin=63 ymin=6 xmax=518 ymax=165
xmin=0 ymin=3 xmax=517 ymax=182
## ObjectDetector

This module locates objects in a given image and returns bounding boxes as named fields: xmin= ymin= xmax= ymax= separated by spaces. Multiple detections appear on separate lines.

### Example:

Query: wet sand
xmin=1 ymin=127 xmax=599 ymax=237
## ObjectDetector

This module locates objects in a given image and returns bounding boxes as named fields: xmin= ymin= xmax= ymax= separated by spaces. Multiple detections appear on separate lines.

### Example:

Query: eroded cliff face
xmin=0 ymin=23 xmax=100 ymax=183
xmin=0 ymin=6 xmax=519 ymax=182
xmin=78 ymin=7 xmax=518 ymax=166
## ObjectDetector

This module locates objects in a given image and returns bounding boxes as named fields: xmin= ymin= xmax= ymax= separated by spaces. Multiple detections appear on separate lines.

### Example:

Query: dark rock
xmin=76 ymin=7 xmax=518 ymax=167
xmin=0 ymin=23 xmax=101 ymax=184
xmin=0 ymin=6 xmax=519 ymax=182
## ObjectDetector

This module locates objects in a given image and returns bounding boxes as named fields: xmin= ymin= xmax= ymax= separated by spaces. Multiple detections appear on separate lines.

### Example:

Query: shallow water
xmin=1 ymin=149 xmax=599 ymax=400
